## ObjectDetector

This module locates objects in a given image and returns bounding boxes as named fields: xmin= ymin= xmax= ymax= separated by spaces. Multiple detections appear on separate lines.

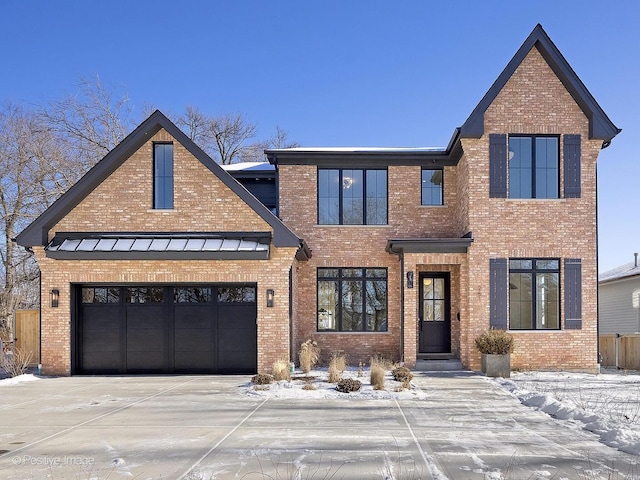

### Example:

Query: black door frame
xmin=418 ymin=272 xmax=451 ymax=354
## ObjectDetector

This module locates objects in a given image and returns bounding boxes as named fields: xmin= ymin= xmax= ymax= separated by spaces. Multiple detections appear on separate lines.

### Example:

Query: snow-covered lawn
xmin=494 ymin=369 xmax=640 ymax=456
xmin=0 ymin=373 xmax=39 ymax=386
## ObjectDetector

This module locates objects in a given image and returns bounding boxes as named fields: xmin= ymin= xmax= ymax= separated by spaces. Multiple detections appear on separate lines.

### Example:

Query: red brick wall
xmin=38 ymin=128 xmax=298 ymax=375
xmin=462 ymin=46 xmax=600 ymax=372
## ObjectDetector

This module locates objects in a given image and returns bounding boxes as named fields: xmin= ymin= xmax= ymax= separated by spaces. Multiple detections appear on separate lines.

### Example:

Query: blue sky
xmin=1 ymin=1 xmax=639 ymax=272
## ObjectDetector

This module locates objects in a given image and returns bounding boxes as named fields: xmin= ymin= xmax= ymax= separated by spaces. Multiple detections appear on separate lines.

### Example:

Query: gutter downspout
xmin=596 ymin=162 xmax=601 ymax=372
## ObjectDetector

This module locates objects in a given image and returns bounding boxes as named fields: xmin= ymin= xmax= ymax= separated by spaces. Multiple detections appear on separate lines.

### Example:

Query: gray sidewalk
xmin=0 ymin=373 xmax=637 ymax=479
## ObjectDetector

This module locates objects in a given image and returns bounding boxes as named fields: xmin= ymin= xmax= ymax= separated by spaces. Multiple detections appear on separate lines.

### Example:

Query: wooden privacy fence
xmin=599 ymin=334 xmax=640 ymax=370
xmin=14 ymin=309 xmax=40 ymax=367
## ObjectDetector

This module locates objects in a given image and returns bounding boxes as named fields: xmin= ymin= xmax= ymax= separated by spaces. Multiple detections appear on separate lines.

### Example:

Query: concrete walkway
xmin=0 ymin=372 xmax=637 ymax=479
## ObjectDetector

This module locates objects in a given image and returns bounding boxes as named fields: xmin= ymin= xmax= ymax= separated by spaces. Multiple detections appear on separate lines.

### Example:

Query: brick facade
xmin=278 ymin=45 xmax=607 ymax=373
xmin=21 ymin=26 xmax=617 ymax=376
xmin=35 ymin=127 xmax=299 ymax=376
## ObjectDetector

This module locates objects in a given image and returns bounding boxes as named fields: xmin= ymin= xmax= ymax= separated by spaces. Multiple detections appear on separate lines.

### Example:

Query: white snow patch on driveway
xmin=0 ymin=373 xmax=39 ymax=386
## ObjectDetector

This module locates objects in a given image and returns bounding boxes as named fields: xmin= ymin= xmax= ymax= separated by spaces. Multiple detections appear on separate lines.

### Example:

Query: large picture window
xmin=509 ymin=259 xmax=560 ymax=330
xmin=508 ymin=136 xmax=558 ymax=199
xmin=317 ymin=268 xmax=387 ymax=332
xmin=318 ymin=169 xmax=387 ymax=225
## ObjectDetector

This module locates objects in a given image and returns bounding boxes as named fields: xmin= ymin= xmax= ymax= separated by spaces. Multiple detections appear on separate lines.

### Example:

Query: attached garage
xmin=75 ymin=285 xmax=257 ymax=374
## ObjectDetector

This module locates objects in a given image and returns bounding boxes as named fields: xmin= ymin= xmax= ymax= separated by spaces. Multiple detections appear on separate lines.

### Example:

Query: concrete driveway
xmin=0 ymin=372 xmax=637 ymax=479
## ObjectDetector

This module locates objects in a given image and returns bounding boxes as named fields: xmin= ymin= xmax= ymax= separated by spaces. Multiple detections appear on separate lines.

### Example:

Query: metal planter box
xmin=481 ymin=353 xmax=511 ymax=378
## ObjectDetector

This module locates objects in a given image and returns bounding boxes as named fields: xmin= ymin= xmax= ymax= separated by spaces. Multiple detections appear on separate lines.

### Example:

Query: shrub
xmin=298 ymin=339 xmax=320 ymax=374
xmin=0 ymin=347 xmax=33 ymax=378
xmin=370 ymin=354 xmax=394 ymax=370
xmin=336 ymin=378 xmax=361 ymax=393
xmin=327 ymin=353 xmax=347 ymax=383
xmin=302 ymin=381 xmax=316 ymax=391
xmin=251 ymin=373 xmax=273 ymax=385
xmin=392 ymin=366 xmax=413 ymax=384
xmin=370 ymin=364 xmax=385 ymax=390
xmin=474 ymin=329 xmax=515 ymax=355
xmin=272 ymin=359 xmax=291 ymax=381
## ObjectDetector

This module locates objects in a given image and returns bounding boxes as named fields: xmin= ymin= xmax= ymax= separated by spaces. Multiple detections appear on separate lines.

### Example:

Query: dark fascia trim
xmin=53 ymin=231 xmax=272 ymax=239
xmin=45 ymin=250 xmax=270 ymax=261
xmin=385 ymin=237 xmax=474 ymax=254
xmin=227 ymin=170 xmax=276 ymax=180
xmin=460 ymin=24 xmax=620 ymax=144
xmin=15 ymin=110 xmax=304 ymax=250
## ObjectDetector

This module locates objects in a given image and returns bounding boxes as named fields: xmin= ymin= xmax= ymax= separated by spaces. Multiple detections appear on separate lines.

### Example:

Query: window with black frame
xmin=318 ymin=169 xmax=387 ymax=225
xmin=317 ymin=268 xmax=387 ymax=332
xmin=421 ymin=169 xmax=443 ymax=205
xmin=509 ymin=259 xmax=560 ymax=330
xmin=508 ymin=136 xmax=559 ymax=199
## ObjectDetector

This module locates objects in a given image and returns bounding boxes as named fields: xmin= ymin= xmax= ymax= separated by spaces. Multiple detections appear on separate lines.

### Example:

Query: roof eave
xmin=459 ymin=24 xmax=620 ymax=145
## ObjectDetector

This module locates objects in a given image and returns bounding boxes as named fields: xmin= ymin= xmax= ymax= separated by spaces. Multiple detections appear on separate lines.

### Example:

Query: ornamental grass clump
xmin=272 ymin=359 xmax=291 ymax=381
xmin=327 ymin=352 xmax=347 ymax=383
xmin=474 ymin=329 xmax=515 ymax=355
xmin=298 ymin=339 xmax=320 ymax=374
xmin=370 ymin=364 xmax=385 ymax=390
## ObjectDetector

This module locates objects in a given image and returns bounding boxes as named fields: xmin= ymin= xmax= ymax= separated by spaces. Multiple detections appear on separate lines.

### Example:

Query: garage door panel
xmin=126 ymin=328 xmax=165 ymax=352
xmin=126 ymin=351 xmax=165 ymax=372
xmin=81 ymin=307 xmax=121 ymax=330
xmin=174 ymin=307 xmax=212 ymax=329
xmin=217 ymin=305 xmax=257 ymax=373
xmin=175 ymin=329 xmax=213 ymax=352
xmin=78 ymin=284 xmax=257 ymax=374
xmin=174 ymin=350 xmax=214 ymax=372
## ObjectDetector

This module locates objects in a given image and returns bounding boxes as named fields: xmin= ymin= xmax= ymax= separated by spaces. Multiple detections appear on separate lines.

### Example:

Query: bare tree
xmin=175 ymin=106 xmax=263 ymax=164
xmin=0 ymin=103 xmax=60 ymax=339
xmin=40 ymin=76 xmax=135 ymax=172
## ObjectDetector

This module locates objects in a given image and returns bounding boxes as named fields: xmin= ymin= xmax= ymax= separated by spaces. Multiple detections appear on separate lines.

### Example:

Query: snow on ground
xmin=0 ymin=373 xmax=39 ymax=386
xmin=241 ymin=366 xmax=640 ymax=457
xmin=240 ymin=367 xmax=428 ymax=400
xmin=493 ymin=368 xmax=640 ymax=456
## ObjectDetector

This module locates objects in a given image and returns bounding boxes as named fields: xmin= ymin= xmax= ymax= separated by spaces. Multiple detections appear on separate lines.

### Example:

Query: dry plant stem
xmin=299 ymin=339 xmax=320 ymax=374
xmin=0 ymin=347 xmax=33 ymax=378
xmin=272 ymin=359 xmax=291 ymax=381
xmin=370 ymin=364 xmax=385 ymax=390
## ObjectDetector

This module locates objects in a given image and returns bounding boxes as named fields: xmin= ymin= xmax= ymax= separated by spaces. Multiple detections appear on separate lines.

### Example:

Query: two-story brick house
xmin=16 ymin=25 xmax=619 ymax=375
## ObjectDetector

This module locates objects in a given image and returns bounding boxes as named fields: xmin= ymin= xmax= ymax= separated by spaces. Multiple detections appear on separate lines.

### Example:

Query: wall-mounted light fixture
xmin=266 ymin=289 xmax=274 ymax=307
xmin=406 ymin=271 xmax=414 ymax=289
xmin=50 ymin=289 xmax=60 ymax=308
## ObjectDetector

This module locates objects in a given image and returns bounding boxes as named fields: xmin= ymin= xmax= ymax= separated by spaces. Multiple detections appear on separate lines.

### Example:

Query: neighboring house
xmin=599 ymin=256 xmax=640 ymax=335
xmin=15 ymin=24 xmax=619 ymax=375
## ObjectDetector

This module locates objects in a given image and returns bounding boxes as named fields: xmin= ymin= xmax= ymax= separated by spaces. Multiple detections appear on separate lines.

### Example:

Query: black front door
xmin=418 ymin=273 xmax=451 ymax=353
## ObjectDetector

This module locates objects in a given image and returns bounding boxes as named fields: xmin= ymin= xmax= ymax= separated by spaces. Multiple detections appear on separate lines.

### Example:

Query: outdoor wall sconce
xmin=266 ymin=289 xmax=274 ymax=307
xmin=50 ymin=289 xmax=60 ymax=308
xmin=406 ymin=271 xmax=414 ymax=289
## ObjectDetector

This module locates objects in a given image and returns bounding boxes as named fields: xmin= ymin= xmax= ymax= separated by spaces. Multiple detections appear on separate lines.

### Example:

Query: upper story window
xmin=153 ymin=143 xmax=174 ymax=209
xmin=421 ymin=169 xmax=443 ymax=205
xmin=508 ymin=136 xmax=559 ymax=199
xmin=318 ymin=169 xmax=387 ymax=225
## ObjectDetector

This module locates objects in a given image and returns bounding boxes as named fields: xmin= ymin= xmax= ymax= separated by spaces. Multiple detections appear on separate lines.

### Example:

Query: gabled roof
xmin=15 ymin=110 xmax=309 ymax=256
xmin=460 ymin=24 xmax=620 ymax=145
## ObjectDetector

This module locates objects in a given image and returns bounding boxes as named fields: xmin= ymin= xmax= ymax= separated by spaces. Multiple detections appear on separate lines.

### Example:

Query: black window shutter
xmin=489 ymin=134 xmax=507 ymax=198
xmin=563 ymin=134 xmax=581 ymax=198
xmin=564 ymin=258 xmax=582 ymax=329
xmin=490 ymin=258 xmax=508 ymax=329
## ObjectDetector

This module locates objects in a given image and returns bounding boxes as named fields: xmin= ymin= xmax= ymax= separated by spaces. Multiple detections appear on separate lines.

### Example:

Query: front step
xmin=414 ymin=358 xmax=464 ymax=371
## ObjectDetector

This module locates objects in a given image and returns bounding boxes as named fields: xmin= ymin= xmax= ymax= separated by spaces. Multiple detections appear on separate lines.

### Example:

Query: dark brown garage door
xmin=75 ymin=285 xmax=257 ymax=374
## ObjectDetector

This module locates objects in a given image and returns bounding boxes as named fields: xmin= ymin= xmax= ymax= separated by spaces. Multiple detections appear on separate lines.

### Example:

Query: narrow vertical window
xmin=421 ymin=169 xmax=443 ymax=205
xmin=154 ymin=143 xmax=173 ymax=209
